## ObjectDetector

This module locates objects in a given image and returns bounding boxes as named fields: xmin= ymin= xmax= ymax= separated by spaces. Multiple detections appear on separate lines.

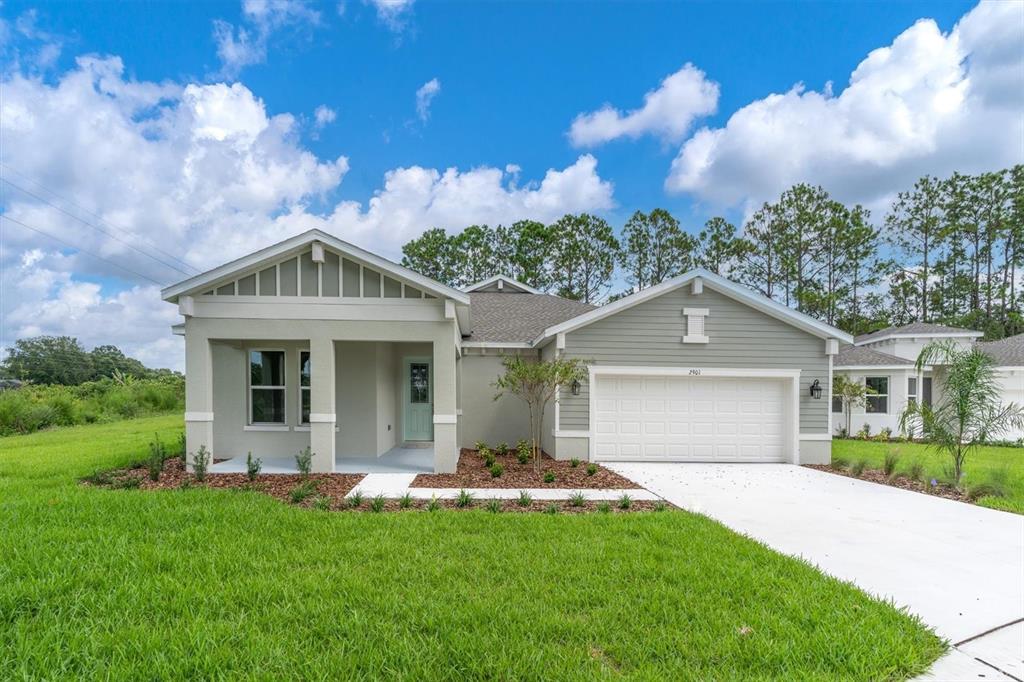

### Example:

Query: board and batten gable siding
xmin=558 ymin=285 xmax=830 ymax=434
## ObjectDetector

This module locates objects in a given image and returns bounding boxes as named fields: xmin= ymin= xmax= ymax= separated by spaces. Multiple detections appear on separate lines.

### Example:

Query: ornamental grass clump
xmin=586 ymin=463 xmax=598 ymax=477
xmin=456 ymin=489 xmax=475 ymax=508
xmin=883 ymin=450 xmax=900 ymax=477
xmin=489 ymin=462 xmax=504 ymax=478
xmin=568 ymin=492 xmax=586 ymax=508
xmin=570 ymin=458 xmax=581 ymax=468
xmin=289 ymin=480 xmax=317 ymax=504
xmin=517 ymin=490 xmax=532 ymax=507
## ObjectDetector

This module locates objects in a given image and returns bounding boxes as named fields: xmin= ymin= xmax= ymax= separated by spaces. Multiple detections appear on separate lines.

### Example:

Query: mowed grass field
xmin=0 ymin=416 xmax=945 ymax=680
xmin=834 ymin=439 xmax=1024 ymax=514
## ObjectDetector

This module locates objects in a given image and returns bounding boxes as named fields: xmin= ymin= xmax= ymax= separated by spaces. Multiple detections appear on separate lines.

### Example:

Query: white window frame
xmin=247 ymin=348 xmax=288 ymax=428
xmin=298 ymin=350 xmax=311 ymax=426
xmin=907 ymin=376 xmax=918 ymax=407
xmin=831 ymin=394 xmax=843 ymax=414
xmin=682 ymin=307 xmax=709 ymax=344
xmin=865 ymin=376 xmax=889 ymax=414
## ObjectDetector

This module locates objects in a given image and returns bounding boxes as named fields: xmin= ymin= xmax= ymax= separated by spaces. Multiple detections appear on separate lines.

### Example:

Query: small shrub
xmin=474 ymin=441 xmax=488 ymax=452
xmin=883 ymin=450 xmax=900 ymax=476
xmin=176 ymin=432 xmax=187 ymax=461
xmin=484 ymin=453 xmax=496 ymax=467
xmin=856 ymin=423 xmax=871 ymax=440
xmin=653 ymin=500 xmax=667 ymax=512
xmin=543 ymin=503 xmax=559 ymax=515
xmin=907 ymin=460 xmax=925 ymax=481
xmin=179 ymin=478 xmax=192 ymax=490
xmin=295 ymin=446 xmax=313 ymax=477
xmin=399 ymin=493 xmax=413 ymax=509
xmin=850 ymin=459 xmax=867 ymax=477
xmin=114 ymin=475 xmax=142 ymax=490
xmin=311 ymin=495 xmax=332 ymax=511
xmin=456 ymin=489 xmax=475 ymax=508
xmin=596 ymin=501 xmax=611 ymax=513
xmin=517 ymin=490 xmax=532 ymax=507
xmin=618 ymin=494 xmax=632 ymax=510
xmin=586 ymin=463 xmax=598 ymax=476
xmin=146 ymin=436 xmax=166 ymax=481
xmin=964 ymin=482 xmax=1006 ymax=502
xmin=568 ymin=491 xmax=586 ymax=507
xmin=837 ymin=426 xmax=849 ymax=439
xmin=543 ymin=471 xmax=556 ymax=483
xmin=246 ymin=452 xmax=262 ymax=481
xmin=830 ymin=456 xmax=849 ymax=470
xmin=495 ymin=442 xmax=509 ymax=456
xmin=191 ymin=445 xmax=210 ymax=482
xmin=875 ymin=427 xmax=893 ymax=442
xmin=83 ymin=469 xmax=113 ymax=486
xmin=289 ymin=480 xmax=317 ymax=504
xmin=370 ymin=495 xmax=386 ymax=513
xmin=489 ymin=462 xmax=504 ymax=478
xmin=427 ymin=495 xmax=441 ymax=512
xmin=486 ymin=499 xmax=502 ymax=513
xmin=348 ymin=491 xmax=365 ymax=509
xmin=570 ymin=458 xmax=581 ymax=468
xmin=516 ymin=440 xmax=530 ymax=464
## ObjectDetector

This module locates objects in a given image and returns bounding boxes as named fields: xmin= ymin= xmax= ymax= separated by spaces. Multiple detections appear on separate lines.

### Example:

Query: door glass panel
xmin=410 ymin=363 xmax=430 ymax=403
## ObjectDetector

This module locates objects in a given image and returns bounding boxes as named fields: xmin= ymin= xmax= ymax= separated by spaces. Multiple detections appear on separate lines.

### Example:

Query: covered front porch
xmin=210 ymin=443 xmax=435 ymax=474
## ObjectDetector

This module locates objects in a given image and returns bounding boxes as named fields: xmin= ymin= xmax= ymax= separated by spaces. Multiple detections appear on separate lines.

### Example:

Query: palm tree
xmin=900 ymin=340 xmax=1024 ymax=485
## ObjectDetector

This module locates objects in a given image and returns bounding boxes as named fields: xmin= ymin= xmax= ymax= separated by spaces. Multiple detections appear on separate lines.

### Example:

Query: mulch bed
xmin=82 ymin=457 xmax=365 ymax=506
xmin=410 ymin=448 xmax=640 ymax=489
xmin=805 ymin=464 xmax=969 ymax=504
xmin=311 ymin=497 xmax=665 ymax=514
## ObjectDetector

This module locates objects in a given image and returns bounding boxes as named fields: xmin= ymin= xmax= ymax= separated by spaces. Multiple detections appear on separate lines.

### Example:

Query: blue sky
xmin=1 ymin=0 xmax=1020 ymax=369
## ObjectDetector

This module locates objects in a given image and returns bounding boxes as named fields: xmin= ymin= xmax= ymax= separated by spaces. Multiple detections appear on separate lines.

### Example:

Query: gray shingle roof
xmin=855 ymin=322 xmax=981 ymax=344
xmin=466 ymin=292 xmax=595 ymax=343
xmin=834 ymin=346 xmax=914 ymax=368
xmin=976 ymin=334 xmax=1024 ymax=366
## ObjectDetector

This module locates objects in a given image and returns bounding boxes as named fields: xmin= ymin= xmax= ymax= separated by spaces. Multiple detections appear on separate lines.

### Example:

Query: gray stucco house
xmin=162 ymin=229 xmax=851 ymax=473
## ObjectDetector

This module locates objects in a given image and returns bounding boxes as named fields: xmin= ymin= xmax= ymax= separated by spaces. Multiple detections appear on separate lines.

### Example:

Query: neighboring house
xmin=162 ymin=229 xmax=851 ymax=473
xmin=833 ymin=323 xmax=1024 ymax=441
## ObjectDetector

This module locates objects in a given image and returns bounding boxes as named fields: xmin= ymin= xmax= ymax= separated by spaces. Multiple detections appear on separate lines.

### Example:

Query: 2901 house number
xmin=688 ymin=369 xmax=701 ymax=376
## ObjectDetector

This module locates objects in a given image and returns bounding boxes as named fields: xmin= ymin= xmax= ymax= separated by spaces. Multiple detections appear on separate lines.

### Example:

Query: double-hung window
xmin=908 ymin=377 xmax=918 ymax=406
xmin=249 ymin=350 xmax=286 ymax=424
xmin=865 ymin=376 xmax=889 ymax=414
xmin=832 ymin=394 xmax=843 ymax=414
xmin=299 ymin=351 xmax=311 ymax=425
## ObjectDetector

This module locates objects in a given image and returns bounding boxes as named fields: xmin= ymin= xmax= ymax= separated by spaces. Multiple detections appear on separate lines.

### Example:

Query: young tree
xmin=901 ymin=340 xmax=1024 ymax=484
xmin=401 ymin=228 xmax=459 ymax=286
xmin=548 ymin=213 xmax=619 ymax=303
xmin=493 ymin=355 xmax=588 ymax=471
xmin=832 ymin=375 xmax=868 ymax=437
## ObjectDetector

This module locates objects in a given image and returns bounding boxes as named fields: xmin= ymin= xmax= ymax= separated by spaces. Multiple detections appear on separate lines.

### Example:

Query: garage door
xmin=591 ymin=374 xmax=787 ymax=462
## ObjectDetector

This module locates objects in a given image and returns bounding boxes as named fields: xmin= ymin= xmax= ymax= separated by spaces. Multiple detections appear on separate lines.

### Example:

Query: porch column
xmin=432 ymin=332 xmax=458 ymax=473
xmin=184 ymin=332 xmax=213 ymax=472
xmin=309 ymin=337 xmax=336 ymax=473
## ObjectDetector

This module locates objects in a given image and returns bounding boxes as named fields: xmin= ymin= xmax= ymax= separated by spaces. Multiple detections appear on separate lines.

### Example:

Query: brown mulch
xmin=410 ymin=449 xmax=640 ymax=489
xmin=83 ymin=457 xmax=365 ymax=506
xmin=323 ymin=497 xmax=665 ymax=514
xmin=805 ymin=464 xmax=969 ymax=503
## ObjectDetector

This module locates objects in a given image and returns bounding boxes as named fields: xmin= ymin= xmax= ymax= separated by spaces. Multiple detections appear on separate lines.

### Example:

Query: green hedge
xmin=0 ymin=376 xmax=184 ymax=436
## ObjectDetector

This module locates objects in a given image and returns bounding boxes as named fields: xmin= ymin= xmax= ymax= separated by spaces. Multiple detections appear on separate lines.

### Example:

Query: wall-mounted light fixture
xmin=809 ymin=379 xmax=823 ymax=400
xmin=571 ymin=379 xmax=581 ymax=396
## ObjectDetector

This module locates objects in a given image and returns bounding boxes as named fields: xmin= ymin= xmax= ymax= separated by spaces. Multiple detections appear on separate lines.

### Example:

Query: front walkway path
xmin=346 ymin=472 xmax=658 ymax=501
xmin=608 ymin=462 xmax=1024 ymax=680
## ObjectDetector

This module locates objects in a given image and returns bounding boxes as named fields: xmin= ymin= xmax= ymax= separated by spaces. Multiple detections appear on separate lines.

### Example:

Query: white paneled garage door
xmin=591 ymin=373 xmax=788 ymax=462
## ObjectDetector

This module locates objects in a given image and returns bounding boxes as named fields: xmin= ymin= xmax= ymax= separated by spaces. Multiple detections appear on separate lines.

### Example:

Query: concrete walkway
xmin=608 ymin=463 xmax=1024 ymax=679
xmin=346 ymin=472 xmax=657 ymax=501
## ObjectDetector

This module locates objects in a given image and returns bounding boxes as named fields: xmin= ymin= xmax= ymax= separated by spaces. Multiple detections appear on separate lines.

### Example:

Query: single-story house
xmin=833 ymin=323 xmax=1024 ymax=441
xmin=162 ymin=229 xmax=851 ymax=473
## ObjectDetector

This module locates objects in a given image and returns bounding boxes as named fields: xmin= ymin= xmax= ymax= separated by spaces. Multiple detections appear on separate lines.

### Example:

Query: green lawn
xmin=833 ymin=438 xmax=1024 ymax=514
xmin=0 ymin=417 xmax=944 ymax=679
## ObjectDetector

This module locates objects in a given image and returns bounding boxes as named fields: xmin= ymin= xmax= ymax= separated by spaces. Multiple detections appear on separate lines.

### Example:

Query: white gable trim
xmin=461 ymin=275 xmax=541 ymax=295
xmin=161 ymin=229 xmax=470 ymax=306
xmin=534 ymin=268 xmax=853 ymax=345
xmin=854 ymin=331 xmax=983 ymax=346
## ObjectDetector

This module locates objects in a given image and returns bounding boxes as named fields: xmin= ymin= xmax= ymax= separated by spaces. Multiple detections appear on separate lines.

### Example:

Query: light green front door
xmin=403 ymin=357 xmax=433 ymax=441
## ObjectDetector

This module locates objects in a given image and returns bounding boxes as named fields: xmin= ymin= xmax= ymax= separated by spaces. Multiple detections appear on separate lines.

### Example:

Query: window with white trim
xmin=683 ymin=307 xmax=709 ymax=344
xmin=249 ymin=350 xmax=286 ymax=424
xmin=299 ymin=351 xmax=311 ymax=425
xmin=832 ymin=395 xmax=843 ymax=413
xmin=907 ymin=376 xmax=918 ymax=406
xmin=865 ymin=376 xmax=889 ymax=414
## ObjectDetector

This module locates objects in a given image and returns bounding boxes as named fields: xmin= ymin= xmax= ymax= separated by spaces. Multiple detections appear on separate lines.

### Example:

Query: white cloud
xmin=213 ymin=0 xmax=321 ymax=78
xmin=415 ymin=77 xmax=440 ymax=122
xmin=666 ymin=1 xmax=1024 ymax=213
xmin=1 ymin=55 xmax=614 ymax=369
xmin=368 ymin=0 xmax=414 ymax=31
xmin=568 ymin=63 xmax=719 ymax=147
xmin=314 ymin=104 xmax=337 ymax=128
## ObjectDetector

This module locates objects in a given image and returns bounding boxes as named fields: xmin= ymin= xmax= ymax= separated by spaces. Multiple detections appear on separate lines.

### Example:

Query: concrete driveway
xmin=609 ymin=463 xmax=1024 ymax=678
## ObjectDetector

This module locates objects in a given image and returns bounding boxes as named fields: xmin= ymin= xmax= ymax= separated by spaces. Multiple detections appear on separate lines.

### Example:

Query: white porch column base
xmin=309 ymin=338 xmax=336 ymax=473
xmin=184 ymin=334 xmax=214 ymax=472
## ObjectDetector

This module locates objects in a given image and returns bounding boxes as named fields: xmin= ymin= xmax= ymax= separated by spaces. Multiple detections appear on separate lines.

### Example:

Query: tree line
xmin=1 ymin=336 xmax=179 ymax=385
xmin=401 ymin=165 xmax=1023 ymax=339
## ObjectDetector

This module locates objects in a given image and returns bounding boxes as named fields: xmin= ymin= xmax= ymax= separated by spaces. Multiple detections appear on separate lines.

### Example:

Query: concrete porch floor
xmin=209 ymin=443 xmax=434 ymax=474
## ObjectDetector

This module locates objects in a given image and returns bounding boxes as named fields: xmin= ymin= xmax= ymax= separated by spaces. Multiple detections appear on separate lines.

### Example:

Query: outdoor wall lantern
xmin=809 ymin=379 xmax=823 ymax=400
xmin=571 ymin=380 xmax=581 ymax=396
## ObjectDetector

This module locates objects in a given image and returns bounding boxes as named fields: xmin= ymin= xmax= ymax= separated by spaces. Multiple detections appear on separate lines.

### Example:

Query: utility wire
xmin=2 ymin=215 xmax=168 ymax=287
xmin=0 ymin=166 xmax=200 ymax=276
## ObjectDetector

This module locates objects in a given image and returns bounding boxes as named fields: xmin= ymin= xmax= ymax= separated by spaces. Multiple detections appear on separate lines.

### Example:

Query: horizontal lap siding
xmin=559 ymin=286 xmax=829 ymax=433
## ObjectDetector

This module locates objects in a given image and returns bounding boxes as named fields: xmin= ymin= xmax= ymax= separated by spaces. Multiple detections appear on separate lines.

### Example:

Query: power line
xmin=0 ymin=164 xmax=200 ymax=276
xmin=1 ymin=214 xmax=168 ymax=287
